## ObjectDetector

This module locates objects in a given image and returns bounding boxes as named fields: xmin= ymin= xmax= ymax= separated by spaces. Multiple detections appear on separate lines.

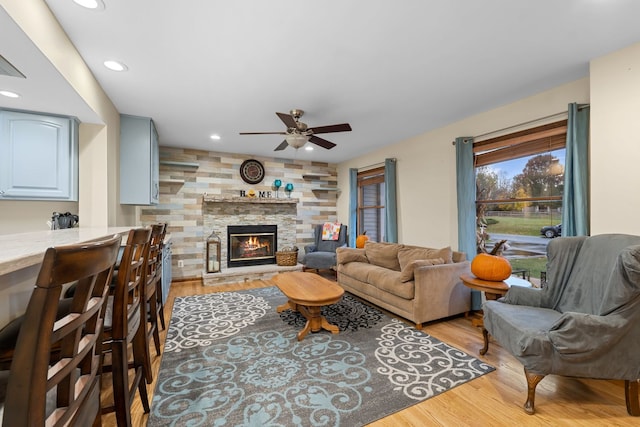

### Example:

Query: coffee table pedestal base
xmin=277 ymin=300 xmax=340 ymax=341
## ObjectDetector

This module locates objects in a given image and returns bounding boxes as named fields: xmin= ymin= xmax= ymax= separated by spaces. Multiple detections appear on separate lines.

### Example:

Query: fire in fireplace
xmin=227 ymin=225 xmax=277 ymax=267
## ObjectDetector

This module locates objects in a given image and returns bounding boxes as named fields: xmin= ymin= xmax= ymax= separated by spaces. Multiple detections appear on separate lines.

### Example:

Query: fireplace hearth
xmin=227 ymin=225 xmax=277 ymax=268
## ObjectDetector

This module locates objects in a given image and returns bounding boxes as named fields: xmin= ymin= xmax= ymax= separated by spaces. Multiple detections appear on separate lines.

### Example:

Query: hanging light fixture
xmin=285 ymin=133 xmax=309 ymax=149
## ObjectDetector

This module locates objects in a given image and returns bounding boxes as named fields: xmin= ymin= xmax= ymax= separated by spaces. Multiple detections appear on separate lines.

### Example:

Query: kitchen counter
xmin=0 ymin=227 xmax=136 ymax=328
xmin=0 ymin=227 xmax=134 ymax=276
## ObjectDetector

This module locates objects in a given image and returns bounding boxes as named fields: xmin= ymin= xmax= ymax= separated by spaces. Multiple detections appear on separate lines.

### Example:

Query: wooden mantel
xmin=203 ymin=195 xmax=299 ymax=204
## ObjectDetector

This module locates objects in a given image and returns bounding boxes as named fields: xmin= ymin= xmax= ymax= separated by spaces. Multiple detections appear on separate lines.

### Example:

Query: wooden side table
xmin=460 ymin=274 xmax=509 ymax=355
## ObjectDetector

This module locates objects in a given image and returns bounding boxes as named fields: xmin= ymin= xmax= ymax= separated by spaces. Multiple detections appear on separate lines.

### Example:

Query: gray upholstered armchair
xmin=483 ymin=234 xmax=640 ymax=416
xmin=302 ymin=224 xmax=348 ymax=274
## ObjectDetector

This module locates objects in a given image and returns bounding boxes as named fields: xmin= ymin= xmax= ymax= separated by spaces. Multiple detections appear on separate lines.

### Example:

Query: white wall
xmin=337 ymin=78 xmax=589 ymax=249
xmin=590 ymin=42 xmax=640 ymax=235
xmin=0 ymin=201 xmax=79 ymax=234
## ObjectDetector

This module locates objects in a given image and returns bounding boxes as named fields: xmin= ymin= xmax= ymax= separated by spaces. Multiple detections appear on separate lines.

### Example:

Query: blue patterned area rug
xmin=148 ymin=287 xmax=494 ymax=426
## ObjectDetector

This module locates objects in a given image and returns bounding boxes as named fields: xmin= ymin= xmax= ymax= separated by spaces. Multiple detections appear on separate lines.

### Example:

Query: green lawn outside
xmin=509 ymin=257 xmax=547 ymax=281
xmin=480 ymin=214 xmax=557 ymax=282
xmin=485 ymin=215 xmax=560 ymax=237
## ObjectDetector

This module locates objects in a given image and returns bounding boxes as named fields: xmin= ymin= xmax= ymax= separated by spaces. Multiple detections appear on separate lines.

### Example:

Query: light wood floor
xmin=102 ymin=276 xmax=638 ymax=426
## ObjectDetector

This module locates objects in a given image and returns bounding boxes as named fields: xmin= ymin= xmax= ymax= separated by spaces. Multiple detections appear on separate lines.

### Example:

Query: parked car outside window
xmin=541 ymin=224 xmax=562 ymax=238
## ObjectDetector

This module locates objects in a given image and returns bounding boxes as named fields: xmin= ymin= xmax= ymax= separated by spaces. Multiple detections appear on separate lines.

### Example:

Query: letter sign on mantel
xmin=239 ymin=190 xmax=272 ymax=198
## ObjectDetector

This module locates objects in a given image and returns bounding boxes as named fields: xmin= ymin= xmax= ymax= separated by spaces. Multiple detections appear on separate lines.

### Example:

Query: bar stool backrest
xmin=2 ymin=234 xmax=121 ymax=427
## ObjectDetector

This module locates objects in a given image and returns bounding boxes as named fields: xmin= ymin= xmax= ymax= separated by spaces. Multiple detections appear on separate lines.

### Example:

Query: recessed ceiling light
xmin=305 ymin=145 xmax=314 ymax=151
xmin=103 ymin=60 xmax=127 ymax=71
xmin=0 ymin=90 xmax=20 ymax=98
xmin=210 ymin=134 xmax=221 ymax=140
xmin=73 ymin=0 xmax=105 ymax=10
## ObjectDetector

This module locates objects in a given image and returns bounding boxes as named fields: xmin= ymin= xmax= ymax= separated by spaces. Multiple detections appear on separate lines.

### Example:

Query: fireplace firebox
xmin=227 ymin=225 xmax=277 ymax=267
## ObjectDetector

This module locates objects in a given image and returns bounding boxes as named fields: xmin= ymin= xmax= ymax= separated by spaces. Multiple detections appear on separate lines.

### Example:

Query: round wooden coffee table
xmin=273 ymin=272 xmax=344 ymax=341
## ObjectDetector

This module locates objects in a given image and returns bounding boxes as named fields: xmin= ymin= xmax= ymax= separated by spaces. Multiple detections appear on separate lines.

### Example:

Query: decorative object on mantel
xmin=273 ymin=179 xmax=282 ymax=198
xmin=285 ymin=182 xmax=294 ymax=198
xmin=206 ymin=231 xmax=221 ymax=273
xmin=239 ymin=159 xmax=265 ymax=184
xmin=246 ymin=189 xmax=256 ymax=198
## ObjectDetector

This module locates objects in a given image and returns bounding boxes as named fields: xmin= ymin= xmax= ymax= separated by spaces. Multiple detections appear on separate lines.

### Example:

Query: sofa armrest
xmin=412 ymin=260 xmax=472 ymax=320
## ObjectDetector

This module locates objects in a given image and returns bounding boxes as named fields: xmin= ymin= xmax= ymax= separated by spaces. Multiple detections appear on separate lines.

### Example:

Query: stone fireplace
xmin=227 ymin=224 xmax=277 ymax=267
xmin=203 ymin=195 xmax=298 ymax=276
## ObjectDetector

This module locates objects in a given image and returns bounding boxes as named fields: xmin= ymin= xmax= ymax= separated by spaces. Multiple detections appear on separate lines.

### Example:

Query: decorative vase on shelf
xmin=273 ymin=179 xmax=282 ymax=198
xmin=285 ymin=183 xmax=294 ymax=198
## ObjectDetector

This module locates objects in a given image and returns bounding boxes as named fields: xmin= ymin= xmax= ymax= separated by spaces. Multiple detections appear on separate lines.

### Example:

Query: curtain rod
xmin=451 ymin=104 xmax=589 ymax=145
xmin=358 ymin=160 xmax=392 ymax=172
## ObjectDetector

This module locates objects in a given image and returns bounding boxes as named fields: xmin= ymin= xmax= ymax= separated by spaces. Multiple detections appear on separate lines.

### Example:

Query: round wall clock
xmin=239 ymin=159 xmax=265 ymax=184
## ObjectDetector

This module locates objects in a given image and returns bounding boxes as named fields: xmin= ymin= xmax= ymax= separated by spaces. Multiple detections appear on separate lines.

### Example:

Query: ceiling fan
xmin=239 ymin=109 xmax=352 ymax=151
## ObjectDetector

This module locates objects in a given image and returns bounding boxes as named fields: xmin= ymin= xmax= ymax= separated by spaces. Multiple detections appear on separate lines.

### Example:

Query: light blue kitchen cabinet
xmin=120 ymin=114 xmax=159 ymax=205
xmin=0 ymin=110 xmax=78 ymax=201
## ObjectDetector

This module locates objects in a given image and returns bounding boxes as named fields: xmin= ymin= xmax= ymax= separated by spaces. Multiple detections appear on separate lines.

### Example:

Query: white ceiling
xmin=2 ymin=1 xmax=640 ymax=163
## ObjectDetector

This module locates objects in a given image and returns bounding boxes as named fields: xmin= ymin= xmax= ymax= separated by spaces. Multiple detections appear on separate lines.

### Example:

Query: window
xmin=357 ymin=166 xmax=385 ymax=242
xmin=474 ymin=121 xmax=567 ymax=283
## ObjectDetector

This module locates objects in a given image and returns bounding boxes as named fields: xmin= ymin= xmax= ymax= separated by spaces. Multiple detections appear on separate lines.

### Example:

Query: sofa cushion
xmin=336 ymin=247 xmax=368 ymax=265
xmin=364 ymin=242 xmax=403 ymax=271
xmin=366 ymin=267 xmax=414 ymax=300
xmin=399 ymin=257 xmax=445 ymax=282
xmin=338 ymin=261 xmax=375 ymax=283
xmin=397 ymin=246 xmax=453 ymax=271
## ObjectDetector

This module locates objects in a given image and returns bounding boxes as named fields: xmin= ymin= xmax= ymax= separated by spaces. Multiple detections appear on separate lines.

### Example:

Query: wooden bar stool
xmin=142 ymin=223 xmax=165 ymax=375
xmin=154 ymin=223 xmax=168 ymax=331
xmin=100 ymin=228 xmax=152 ymax=427
xmin=0 ymin=234 xmax=121 ymax=426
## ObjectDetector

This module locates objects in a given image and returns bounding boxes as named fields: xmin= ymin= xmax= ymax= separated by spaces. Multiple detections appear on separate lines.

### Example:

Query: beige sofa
xmin=336 ymin=241 xmax=471 ymax=328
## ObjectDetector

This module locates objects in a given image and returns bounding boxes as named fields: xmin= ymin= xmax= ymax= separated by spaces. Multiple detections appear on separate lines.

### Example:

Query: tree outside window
xmin=474 ymin=120 xmax=567 ymax=285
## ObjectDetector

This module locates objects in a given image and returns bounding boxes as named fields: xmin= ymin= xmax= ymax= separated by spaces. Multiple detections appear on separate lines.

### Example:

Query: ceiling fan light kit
xmin=239 ymin=109 xmax=352 ymax=151
xmin=285 ymin=133 xmax=309 ymax=149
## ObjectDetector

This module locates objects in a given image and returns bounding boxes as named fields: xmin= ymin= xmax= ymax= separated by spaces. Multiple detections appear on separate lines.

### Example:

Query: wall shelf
xmin=304 ymin=172 xmax=337 ymax=192
xmin=203 ymin=195 xmax=299 ymax=204
xmin=302 ymin=173 xmax=332 ymax=179
xmin=160 ymin=178 xmax=185 ymax=184
xmin=311 ymin=188 xmax=340 ymax=192
xmin=160 ymin=160 xmax=200 ymax=168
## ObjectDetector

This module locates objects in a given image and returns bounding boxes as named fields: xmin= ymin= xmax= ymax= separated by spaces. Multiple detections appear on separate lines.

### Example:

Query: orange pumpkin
xmin=471 ymin=253 xmax=512 ymax=281
xmin=356 ymin=231 xmax=369 ymax=248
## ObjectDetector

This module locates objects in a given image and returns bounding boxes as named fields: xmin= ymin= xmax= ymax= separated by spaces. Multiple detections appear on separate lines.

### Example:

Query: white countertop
xmin=0 ymin=227 xmax=134 ymax=276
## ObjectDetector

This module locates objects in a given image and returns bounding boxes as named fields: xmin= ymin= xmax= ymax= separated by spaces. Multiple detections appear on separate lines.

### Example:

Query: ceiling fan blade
xmin=239 ymin=131 xmax=287 ymax=135
xmin=274 ymin=140 xmax=289 ymax=151
xmin=276 ymin=112 xmax=297 ymax=128
xmin=308 ymin=123 xmax=352 ymax=134
xmin=309 ymin=135 xmax=336 ymax=150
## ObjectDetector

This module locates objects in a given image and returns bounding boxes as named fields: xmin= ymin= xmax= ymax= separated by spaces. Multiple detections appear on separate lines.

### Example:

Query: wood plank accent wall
xmin=140 ymin=147 xmax=339 ymax=280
